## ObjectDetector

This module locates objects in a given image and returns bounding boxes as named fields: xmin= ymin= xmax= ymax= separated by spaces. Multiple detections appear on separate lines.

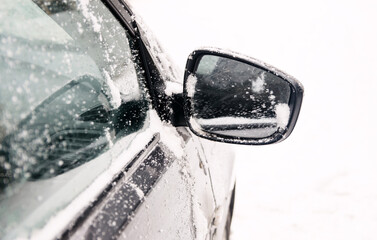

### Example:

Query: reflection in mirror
xmin=188 ymin=55 xmax=292 ymax=139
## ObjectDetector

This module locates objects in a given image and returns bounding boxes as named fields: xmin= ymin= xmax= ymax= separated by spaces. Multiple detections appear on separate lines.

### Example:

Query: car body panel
xmin=65 ymin=131 xmax=197 ymax=240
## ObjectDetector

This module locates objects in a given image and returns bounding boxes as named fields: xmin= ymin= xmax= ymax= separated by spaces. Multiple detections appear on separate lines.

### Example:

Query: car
xmin=0 ymin=0 xmax=303 ymax=239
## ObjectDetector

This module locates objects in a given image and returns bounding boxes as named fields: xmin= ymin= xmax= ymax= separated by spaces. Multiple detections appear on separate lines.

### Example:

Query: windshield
xmin=0 ymin=0 xmax=148 ymax=238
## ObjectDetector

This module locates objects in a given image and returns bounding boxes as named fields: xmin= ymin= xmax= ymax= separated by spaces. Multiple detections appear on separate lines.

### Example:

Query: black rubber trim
xmin=101 ymin=0 xmax=137 ymax=37
xmin=103 ymin=0 xmax=182 ymax=125
xmin=84 ymin=144 xmax=172 ymax=239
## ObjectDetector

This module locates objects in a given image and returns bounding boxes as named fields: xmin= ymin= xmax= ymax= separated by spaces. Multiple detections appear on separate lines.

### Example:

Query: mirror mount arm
xmin=170 ymin=93 xmax=187 ymax=127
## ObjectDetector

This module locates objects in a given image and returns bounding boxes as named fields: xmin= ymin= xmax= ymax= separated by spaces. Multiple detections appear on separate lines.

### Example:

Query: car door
xmin=66 ymin=114 xmax=215 ymax=240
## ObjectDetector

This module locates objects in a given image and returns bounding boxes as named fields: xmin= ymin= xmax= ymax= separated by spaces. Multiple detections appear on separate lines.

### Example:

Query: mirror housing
xmin=183 ymin=48 xmax=304 ymax=145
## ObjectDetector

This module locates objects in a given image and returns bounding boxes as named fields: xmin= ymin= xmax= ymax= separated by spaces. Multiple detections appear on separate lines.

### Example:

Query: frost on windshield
xmin=187 ymin=54 xmax=292 ymax=140
xmin=0 ymin=0 xmax=149 ymax=237
xmin=0 ymin=0 xmax=148 ymax=180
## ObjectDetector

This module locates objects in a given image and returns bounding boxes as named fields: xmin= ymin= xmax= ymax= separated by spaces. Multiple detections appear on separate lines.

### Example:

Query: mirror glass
xmin=187 ymin=55 xmax=292 ymax=139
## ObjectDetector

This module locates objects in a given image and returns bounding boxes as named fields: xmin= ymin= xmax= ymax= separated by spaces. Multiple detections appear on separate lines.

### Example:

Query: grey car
xmin=0 ymin=0 xmax=303 ymax=239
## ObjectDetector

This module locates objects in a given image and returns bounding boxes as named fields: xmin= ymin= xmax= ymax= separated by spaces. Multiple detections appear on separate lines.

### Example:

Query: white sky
xmin=128 ymin=0 xmax=377 ymax=239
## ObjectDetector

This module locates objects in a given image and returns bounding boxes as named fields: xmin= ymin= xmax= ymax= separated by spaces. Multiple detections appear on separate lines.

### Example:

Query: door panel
xmin=64 ymin=117 xmax=216 ymax=239
xmin=120 ymin=154 xmax=194 ymax=239
xmin=66 ymin=134 xmax=186 ymax=239
xmin=120 ymin=127 xmax=217 ymax=240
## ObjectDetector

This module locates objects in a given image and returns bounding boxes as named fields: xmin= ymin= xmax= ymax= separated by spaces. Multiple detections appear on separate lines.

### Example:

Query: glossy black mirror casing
xmin=183 ymin=48 xmax=304 ymax=145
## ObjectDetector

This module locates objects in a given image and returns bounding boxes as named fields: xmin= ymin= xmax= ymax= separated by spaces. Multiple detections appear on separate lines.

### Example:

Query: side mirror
xmin=183 ymin=48 xmax=304 ymax=145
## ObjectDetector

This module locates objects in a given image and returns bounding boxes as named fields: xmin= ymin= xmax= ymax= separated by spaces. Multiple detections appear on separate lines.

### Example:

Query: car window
xmin=0 ymin=0 xmax=148 ymax=237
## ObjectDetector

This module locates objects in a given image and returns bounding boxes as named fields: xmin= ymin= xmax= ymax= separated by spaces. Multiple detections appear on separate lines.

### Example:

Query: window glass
xmin=0 ymin=0 xmax=148 ymax=237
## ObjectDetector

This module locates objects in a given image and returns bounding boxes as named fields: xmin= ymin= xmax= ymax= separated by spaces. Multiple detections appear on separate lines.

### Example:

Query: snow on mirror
xmin=187 ymin=55 xmax=292 ymax=140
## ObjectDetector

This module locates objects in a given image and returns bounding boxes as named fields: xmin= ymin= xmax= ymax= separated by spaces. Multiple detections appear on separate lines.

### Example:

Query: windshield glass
xmin=0 ymin=0 xmax=148 ymax=237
